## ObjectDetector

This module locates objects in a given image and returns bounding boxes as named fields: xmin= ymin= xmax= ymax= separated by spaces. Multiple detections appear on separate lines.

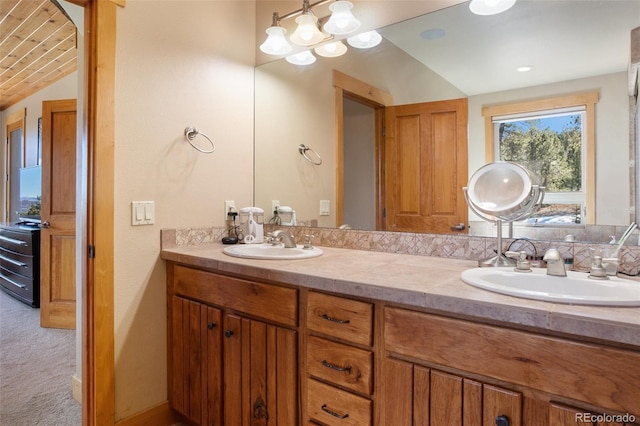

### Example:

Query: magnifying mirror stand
xmin=464 ymin=162 xmax=545 ymax=268
xmin=478 ymin=219 xmax=516 ymax=267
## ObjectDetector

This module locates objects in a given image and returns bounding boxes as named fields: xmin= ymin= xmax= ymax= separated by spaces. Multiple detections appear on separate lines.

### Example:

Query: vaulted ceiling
xmin=0 ymin=0 xmax=77 ymax=111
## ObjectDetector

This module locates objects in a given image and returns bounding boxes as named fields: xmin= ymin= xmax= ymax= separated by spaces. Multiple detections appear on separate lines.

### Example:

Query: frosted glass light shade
xmin=347 ymin=30 xmax=382 ymax=49
xmin=323 ymin=1 xmax=360 ymax=35
xmin=290 ymin=14 xmax=325 ymax=46
xmin=260 ymin=26 xmax=293 ymax=55
xmin=314 ymin=41 xmax=347 ymax=57
xmin=469 ymin=0 xmax=516 ymax=15
xmin=286 ymin=50 xmax=317 ymax=65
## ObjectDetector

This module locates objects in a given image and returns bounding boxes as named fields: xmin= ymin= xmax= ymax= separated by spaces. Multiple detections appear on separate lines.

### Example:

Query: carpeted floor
xmin=0 ymin=289 xmax=82 ymax=425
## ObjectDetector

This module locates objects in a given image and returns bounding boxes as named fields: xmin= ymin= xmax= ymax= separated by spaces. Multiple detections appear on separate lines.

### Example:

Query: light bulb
xmin=347 ymin=30 xmax=382 ymax=49
xmin=290 ymin=14 xmax=325 ymax=46
xmin=314 ymin=41 xmax=347 ymax=58
xmin=259 ymin=26 xmax=292 ymax=55
xmin=323 ymin=1 xmax=360 ymax=35
xmin=285 ymin=50 xmax=317 ymax=65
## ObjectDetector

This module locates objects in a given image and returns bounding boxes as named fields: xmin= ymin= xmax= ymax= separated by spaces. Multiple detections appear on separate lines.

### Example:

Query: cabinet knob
xmin=496 ymin=415 xmax=510 ymax=426
xmin=207 ymin=322 xmax=216 ymax=330
xmin=224 ymin=330 xmax=234 ymax=338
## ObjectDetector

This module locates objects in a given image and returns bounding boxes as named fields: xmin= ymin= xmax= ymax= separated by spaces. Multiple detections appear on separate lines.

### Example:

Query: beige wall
xmin=114 ymin=1 xmax=255 ymax=419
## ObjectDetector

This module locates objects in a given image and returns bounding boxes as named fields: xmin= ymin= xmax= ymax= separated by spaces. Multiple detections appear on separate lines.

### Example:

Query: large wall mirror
xmin=254 ymin=0 xmax=640 ymax=242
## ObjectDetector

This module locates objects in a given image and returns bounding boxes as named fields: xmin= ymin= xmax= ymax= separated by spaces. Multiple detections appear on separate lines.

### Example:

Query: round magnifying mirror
xmin=467 ymin=162 xmax=535 ymax=218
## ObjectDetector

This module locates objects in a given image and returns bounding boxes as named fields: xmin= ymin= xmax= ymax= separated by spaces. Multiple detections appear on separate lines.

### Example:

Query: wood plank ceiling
xmin=0 ymin=0 xmax=77 ymax=111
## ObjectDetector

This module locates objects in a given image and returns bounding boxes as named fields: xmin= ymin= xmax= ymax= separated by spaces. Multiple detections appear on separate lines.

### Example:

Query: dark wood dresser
xmin=0 ymin=223 xmax=41 ymax=307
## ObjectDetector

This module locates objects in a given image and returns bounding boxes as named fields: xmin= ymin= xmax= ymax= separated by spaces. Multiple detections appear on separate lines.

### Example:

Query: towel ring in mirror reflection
xmin=298 ymin=144 xmax=322 ymax=165
xmin=184 ymin=127 xmax=215 ymax=154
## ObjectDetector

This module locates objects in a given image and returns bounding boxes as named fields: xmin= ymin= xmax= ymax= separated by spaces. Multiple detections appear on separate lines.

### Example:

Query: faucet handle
xmin=589 ymin=256 xmax=609 ymax=280
xmin=303 ymin=234 xmax=315 ymax=250
xmin=505 ymin=251 xmax=532 ymax=272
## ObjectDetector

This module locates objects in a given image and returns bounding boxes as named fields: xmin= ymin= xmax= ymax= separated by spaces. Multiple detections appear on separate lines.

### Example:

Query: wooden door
xmin=384 ymin=98 xmax=468 ymax=233
xmin=40 ymin=99 xmax=77 ymax=329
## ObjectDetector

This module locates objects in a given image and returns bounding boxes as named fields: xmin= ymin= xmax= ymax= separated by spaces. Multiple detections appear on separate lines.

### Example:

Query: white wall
xmin=114 ymin=1 xmax=255 ymax=419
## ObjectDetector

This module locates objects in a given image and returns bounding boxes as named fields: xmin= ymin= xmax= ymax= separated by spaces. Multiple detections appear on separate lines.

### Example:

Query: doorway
xmin=4 ymin=109 xmax=26 ymax=223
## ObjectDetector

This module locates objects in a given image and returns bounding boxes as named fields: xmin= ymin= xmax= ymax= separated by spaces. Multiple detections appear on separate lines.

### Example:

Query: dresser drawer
xmin=173 ymin=265 xmax=298 ymax=327
xmin=0 ymin=267 xmax=38 ymax=307
xmin=307 ymin=379 xmax=371 ymax=426
xmin=0 ymin=247 xmax=35 ymax=278
xmin=0 ymin=229 xmax=35 ymax=255
xmin=307 ymin=292 xmax=373 ymax=346
xmin=307 ymin=335 xmax=373 ymax=395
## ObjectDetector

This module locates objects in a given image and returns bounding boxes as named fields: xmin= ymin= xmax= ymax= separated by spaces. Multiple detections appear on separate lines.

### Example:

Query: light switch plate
xmin=320 ymin=199 xmax=330 ymax=216
xmin=131 ymin=201 xmax=155 ymax=225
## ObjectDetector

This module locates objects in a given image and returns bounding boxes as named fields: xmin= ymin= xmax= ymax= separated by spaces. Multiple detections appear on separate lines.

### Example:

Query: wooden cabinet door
xmin=223 ymin=313 xmax=298 ymax=426
xmin=170 ymin=297 xmax=222 ymax=425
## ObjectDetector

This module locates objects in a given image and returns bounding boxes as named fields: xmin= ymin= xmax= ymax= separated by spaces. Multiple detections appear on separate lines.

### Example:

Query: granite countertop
xmin=161 ymin=244 xmax=640 ymax=348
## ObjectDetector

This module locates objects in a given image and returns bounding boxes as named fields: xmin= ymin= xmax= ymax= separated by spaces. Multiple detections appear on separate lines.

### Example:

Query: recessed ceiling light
xmin=420 ymin=28 xmax=446 ymax=40
xmin=517 ymin=66 xmax=532 ymax=72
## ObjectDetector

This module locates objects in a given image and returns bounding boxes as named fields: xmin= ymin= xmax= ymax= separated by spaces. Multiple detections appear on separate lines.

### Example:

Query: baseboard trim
xmin=115 ymin=401 xmax=182 ymax=426
xmin=72 ymin=375 xmax=82 ymax=403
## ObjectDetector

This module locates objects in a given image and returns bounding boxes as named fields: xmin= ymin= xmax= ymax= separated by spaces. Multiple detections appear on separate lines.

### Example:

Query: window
xmin=482 ymin=92 xmax=598 ymax=225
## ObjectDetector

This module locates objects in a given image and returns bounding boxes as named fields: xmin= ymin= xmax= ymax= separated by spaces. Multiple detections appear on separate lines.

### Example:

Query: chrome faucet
xmin=542 ymin=248 xmax=567 ymax=277
xmin=271 ymin=230 xmax=297 ymax=248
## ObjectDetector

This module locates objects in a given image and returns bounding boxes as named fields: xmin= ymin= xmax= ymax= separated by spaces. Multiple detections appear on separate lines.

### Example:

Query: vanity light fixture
xmin=261 ymin=0 xmax=364 ymax=56
xmin=346 ymin=30 xmax=382 ymax=49
xmin=314 ymin=40 xmax=348 ymax=57
xmin=469 ymin=0 xmax=516 ymax=15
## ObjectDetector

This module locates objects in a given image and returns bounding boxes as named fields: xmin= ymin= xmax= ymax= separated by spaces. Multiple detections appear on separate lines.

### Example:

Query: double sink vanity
xmin=161 ymin=233 xmax=640 ymax=425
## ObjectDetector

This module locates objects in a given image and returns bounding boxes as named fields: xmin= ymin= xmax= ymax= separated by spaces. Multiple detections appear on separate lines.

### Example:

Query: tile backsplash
xmin=161 ymin=225 xmax=640 ymax=276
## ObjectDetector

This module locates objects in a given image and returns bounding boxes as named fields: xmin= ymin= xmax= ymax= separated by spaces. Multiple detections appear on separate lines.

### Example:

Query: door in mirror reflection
xmin=385 ymin=98 xmax=468 ymax=233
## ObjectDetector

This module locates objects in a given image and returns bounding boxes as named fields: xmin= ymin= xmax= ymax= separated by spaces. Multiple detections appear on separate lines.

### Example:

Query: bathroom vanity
xmin=162 ymin=244 xmax=640 ymax=425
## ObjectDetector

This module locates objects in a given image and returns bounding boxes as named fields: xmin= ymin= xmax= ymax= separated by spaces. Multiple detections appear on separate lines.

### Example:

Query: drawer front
xmin=0 ymin=229 xmax=34 ymax=255
xmin=306 ymin=335 xmax=373 ymax=395
xmin=307 ymin=292 xmax=373 ymax=346
xmin=173 ymin=265 xmax=298 ymax=327
xmin=307 ymin=379 xmax=371 ymax=426
xmin=0 ymin=267 xmax=37 ymax=306
xmin=384 ymin=307 xmax=640 ymax=417
xmin=0 ymin=247 xmax=34 ymax=278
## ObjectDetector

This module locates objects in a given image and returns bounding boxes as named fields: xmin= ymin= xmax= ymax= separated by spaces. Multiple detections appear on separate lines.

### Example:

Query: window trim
xmin=482 ymin=91 xmax=599 ymax=224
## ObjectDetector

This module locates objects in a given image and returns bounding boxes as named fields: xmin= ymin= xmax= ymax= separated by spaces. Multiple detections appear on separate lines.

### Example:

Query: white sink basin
xmin=223 ymin=244 xmax=323 ymax=260
xmin=461 ymin=267 xmax=640 ymax=306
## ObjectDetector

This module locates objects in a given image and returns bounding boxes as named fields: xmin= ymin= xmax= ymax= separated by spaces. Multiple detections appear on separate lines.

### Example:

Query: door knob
xmin=40 ymin=221 xmax=50 ymax=228
xmin=496 ymin=415 xmax=510 ymax=426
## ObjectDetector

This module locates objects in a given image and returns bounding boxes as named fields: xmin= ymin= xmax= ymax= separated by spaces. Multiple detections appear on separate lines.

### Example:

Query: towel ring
xmin=298 ymin=144 xmax=322 ymax=165
xmin=184 ymin=127 xmax=215 ymax=154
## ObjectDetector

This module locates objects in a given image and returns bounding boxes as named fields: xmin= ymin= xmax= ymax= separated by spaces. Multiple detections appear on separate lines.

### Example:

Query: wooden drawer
xmin=0 ymin=247 xmax=35 ymax=278
xmin=173 ymin=265 xmax=298 ymax=327
xmin=306 ymin=335 xmax=373 ymax=395
xmin=307 ymin=379 xmax=371 ymax=426
xmin=307 ymin=292 xmax=373 ymax=346
xmin=0 ymin=229 xmax=35 ymax=255
xmin=384 ymin=307 xmax=640 ymax=417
